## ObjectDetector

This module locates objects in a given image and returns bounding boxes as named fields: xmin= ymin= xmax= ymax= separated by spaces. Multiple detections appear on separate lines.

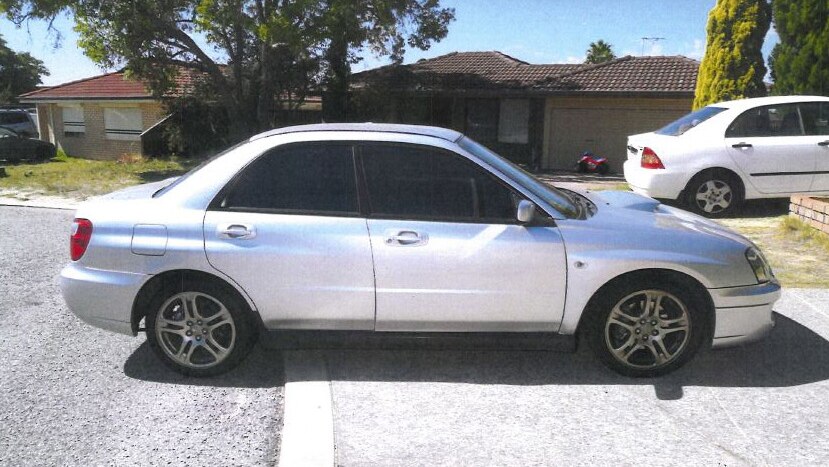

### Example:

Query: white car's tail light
xmin=640 ymin=147 xmax=665 ymax=169
xmin=70 ymin=218 xmax=93 ymax=261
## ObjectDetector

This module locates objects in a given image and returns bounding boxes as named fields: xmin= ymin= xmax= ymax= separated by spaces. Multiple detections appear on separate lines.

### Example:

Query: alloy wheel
xmin=694 ymin=180 xmax=733 ymax=214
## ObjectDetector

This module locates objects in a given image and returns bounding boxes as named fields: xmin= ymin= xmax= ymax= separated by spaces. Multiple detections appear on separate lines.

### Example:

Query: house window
xmin=498 ymin=99 xmax=529 ymax=144
xmin=61 ymin=106 xmax=85 ymax=137
xmin=465 ymin=99 xmax=499 ymax=143
xmin=104 ymin=107 xmax=143 ymax=141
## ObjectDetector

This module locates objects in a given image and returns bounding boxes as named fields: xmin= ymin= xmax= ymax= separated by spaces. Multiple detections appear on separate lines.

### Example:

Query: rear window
xmin=0 ymin=112 xmax=30 ymax=125
xmin=655 ymin=106 xmax=726 ymax=136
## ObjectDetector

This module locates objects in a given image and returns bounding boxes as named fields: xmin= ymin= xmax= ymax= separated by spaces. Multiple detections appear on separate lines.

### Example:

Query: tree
xmin=1 ymin=1 xmax=454 ymax=139
xmin=693 ymin=0 xmax=771 ymax=109
xmin=584 ymin=40 xmax=615 ymax=64
xmin=769 ymin=0 xmax=829 ymax=95
xmin=0 ymin=33 xmax=49 ymax=104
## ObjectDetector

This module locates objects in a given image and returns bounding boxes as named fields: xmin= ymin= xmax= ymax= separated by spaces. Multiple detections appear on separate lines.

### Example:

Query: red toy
xmin=575 ymin=151 xmax=609 ymax=174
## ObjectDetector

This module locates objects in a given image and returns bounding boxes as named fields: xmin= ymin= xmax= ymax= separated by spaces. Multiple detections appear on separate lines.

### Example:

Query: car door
xmin=799 ymin=101 xmax=829 ymax=192
xmin=724 ymin=102 xmax=814 ymax=194
xmin=360 ymin=142 xmax=567 ymax=333
xmin=203 ymin=142 xmax=376 ymax=330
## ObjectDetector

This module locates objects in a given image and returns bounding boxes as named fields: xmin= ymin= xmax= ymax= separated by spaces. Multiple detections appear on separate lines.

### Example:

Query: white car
xmin=61 ymin=124 xmax=780 ymax=378
xmin=624 ymin=95 xmax=829 ymax=217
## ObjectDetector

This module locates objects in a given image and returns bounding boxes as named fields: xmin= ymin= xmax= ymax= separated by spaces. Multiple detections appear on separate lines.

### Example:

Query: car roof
xmin=249 ymin=123 xmax=464 ymax=143
xmin=712 ymin=95 xmax=829 ymax=110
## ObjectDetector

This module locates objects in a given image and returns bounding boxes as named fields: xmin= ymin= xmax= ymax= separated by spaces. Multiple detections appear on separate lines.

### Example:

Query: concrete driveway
xmin=286 ymin=289 xmax=829 ymax=466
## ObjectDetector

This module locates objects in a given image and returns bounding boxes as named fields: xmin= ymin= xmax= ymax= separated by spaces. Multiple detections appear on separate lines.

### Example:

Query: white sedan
xmin=61 ymin=123 xmax=780 ymax=378
xmin=624 ymin=95 xmax=829 ymax=217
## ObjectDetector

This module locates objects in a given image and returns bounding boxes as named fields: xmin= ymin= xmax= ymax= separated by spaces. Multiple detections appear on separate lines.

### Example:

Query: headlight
xmin=745 ymin=247 xmax=773 ymax=284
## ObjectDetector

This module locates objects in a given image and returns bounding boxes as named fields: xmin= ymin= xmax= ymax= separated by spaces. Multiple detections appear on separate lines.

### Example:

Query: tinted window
xmin=726 ymin=103 xmax=803 ymax=138
xmin=361 ymin=144 xmax=518 ymax=222
xmin=655 ymin=106 xmax=726 ymax=136
xmin=799 ymin=102 xmax=829 ymax=136
xmin=220 ymin=144 xmax=358 ymax=214
xmin=0 ymin=112 xmax=30 ymax=125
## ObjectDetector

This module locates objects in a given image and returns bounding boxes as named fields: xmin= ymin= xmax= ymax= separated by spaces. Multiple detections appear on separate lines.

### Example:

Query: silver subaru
xmin=60 ymin=124 xmax=781 ymax=377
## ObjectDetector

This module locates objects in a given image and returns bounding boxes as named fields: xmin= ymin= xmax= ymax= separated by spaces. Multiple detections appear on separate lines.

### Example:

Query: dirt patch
xmin=718 ymin=215 xmax=829 ymax=288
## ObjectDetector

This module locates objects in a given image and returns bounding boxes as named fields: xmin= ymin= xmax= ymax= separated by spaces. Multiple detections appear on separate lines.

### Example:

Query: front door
xmin=724 ymin=102 xmax=814 ymax=194
xmin=359 ymin=142 xmax=567 ymax=332
xmin=204 ymin=143 xmax=375 ymax=330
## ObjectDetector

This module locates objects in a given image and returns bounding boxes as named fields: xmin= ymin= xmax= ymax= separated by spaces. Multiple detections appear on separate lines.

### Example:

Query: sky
xmin=0 ymin=0 xmax=780 ymax=87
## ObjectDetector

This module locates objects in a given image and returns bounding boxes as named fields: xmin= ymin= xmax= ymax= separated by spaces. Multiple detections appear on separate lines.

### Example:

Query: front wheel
xmin=585 ymin=279 xmax=710 ymax=377
xmin=146 ymin=282 xmax=257 ymax=376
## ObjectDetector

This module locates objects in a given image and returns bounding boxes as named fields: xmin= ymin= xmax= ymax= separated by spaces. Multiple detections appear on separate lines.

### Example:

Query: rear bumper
xmin=623 ymin=160 xmax=688 ymax=200
xmin=709 ymin=281 xmax=781 ymax=348
xmin=60 ymin=262 xmax=148 ymax=336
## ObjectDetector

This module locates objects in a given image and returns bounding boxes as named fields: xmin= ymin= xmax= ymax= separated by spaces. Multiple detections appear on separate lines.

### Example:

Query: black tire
xmin=684 ymin=169 xmax=743 ymax=218
xmin=145 ymin=279 xmax=258 ymax=377
xmin=584 ymin=276 xmax=711 ymax=377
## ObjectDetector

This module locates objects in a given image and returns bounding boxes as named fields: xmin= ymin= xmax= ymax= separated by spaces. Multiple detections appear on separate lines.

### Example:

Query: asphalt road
xmin=0 ymin=206 xmax=284 ymax=466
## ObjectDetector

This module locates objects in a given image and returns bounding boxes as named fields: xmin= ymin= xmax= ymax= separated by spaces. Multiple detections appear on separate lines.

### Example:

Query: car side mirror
xmin=516 ymin=200 xmax=536 ymax=224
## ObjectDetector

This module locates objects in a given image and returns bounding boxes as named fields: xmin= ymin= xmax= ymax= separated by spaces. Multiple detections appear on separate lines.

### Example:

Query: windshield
xmin=655 ymin=106 xmax=726 ymax=136
xmin=457 ymin=137 xmax=579 ymax=218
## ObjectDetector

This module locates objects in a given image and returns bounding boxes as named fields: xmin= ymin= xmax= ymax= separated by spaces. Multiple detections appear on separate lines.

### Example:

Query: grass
xmin=0 ymin=152 xmax=195 ymax=200
xmin=719 ymin=214 xmax=829 ymax=288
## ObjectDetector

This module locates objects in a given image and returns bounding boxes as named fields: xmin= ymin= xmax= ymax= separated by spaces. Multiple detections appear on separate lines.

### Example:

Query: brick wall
xmin=790 ymin=195 xmax=829 ymax=234
xmin=37 ymin=101 xmax=166 ymax=160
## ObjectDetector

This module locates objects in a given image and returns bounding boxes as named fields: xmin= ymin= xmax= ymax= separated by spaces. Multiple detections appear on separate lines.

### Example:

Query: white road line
xmin=278 ymin=351 xmax=335 ymax=467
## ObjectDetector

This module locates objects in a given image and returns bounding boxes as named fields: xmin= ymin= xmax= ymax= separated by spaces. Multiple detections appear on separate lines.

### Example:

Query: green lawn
xmin=0 ymin=153 xmax=194 ymax=200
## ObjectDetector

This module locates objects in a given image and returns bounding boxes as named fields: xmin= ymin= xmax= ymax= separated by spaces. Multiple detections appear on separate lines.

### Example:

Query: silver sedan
xmin=60 ymin=124 xmax=781 ymax=377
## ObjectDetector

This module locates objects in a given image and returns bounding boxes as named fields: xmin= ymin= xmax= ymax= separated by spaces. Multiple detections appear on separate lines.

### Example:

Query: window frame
xmin=103 ymin=107 xmax=143 ymax=141
xmin=725 ymin=102 xmax=806 ymax=139
xmin=355 ymin=141 xmax=549 ymax=226
xmin=208 ymin=141 xmax=363 ymax=218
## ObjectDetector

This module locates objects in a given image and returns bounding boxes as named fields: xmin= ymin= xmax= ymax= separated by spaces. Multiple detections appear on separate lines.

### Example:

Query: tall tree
xmin=693 ymin=0 xmax=771 ymax=109
xmin=584 ymin=40 xmax=615 ymax=64
xmin=769 ymin=0 xmax=829 ymax=95
xmin=0 ymin=33 xmax=49 ymax=104
xmin=1 ymin=1 xmax=454 ymax=138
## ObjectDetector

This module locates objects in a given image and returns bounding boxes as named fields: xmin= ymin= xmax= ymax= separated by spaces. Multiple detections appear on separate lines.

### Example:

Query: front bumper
xmin=623 ymin=160 xmax=689 ymax=200
xmin=60 ymin=262 xmax=149 ymax=336
xmin=709 ymin=280 xmax=781 ymax=348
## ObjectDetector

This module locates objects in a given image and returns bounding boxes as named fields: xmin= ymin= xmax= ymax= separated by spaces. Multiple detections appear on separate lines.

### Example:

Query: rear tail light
xmin=640 ymin=147 xmax=665 ymax=169
xmin=70 ymin=218 xmax=93 ymax=261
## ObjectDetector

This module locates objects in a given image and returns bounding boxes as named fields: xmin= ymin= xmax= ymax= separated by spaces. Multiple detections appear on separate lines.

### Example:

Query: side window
xmin=361 ymin=144 xmax=519 ymax=222
xmin=726 ymin=103 xmax=803 ymax=138
xmin=799 ymin=102 xmax=829 ymax=136
xmin=220 ymin=144 xmax=358 ymax=215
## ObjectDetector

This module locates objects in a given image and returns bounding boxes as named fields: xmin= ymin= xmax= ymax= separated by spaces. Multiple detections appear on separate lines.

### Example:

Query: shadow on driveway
xmin=124 ymin=342 xmax=284 ymax=388
xmin=319 ymin=313 xmax=829 ymax=400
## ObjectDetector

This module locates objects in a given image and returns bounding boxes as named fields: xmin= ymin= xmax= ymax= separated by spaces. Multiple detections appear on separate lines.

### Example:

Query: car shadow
xmin=123 ymin=341 xmax=284 ymax=388
xmin=123 ymin=312 xmax=828 ymax=399
xmin=316 ymin=312 xmax=829 ymax=400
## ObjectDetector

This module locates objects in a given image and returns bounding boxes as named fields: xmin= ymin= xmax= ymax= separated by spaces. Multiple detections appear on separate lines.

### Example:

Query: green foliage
xmin=1 ymin=0 xmax=455 ymax=135
xmin=769 ymin=0 xmax=829 ymax=95
xmin=584 ymin=40 xmax=616 ymax=64
xmin=163 ymin=95 xmax=231 ymax=159
xmin=0 ymin=33 xmax=48 ymax=103
xmin=693 ymin=0 xmax=771 ymax=109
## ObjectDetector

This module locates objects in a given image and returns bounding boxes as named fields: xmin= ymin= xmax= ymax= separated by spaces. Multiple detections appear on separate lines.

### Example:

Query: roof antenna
xmin=641 ymin=37 xmax=666 ymax=56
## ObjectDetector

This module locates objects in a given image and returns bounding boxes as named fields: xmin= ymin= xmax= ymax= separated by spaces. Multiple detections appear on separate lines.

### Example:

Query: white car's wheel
xmin=146 ymin=281 xmax=257 ymax=376
xmin=685 ymin=170 xmax=743 ymax=218
xmin=586 ymin=277 xmax=710 ymax=377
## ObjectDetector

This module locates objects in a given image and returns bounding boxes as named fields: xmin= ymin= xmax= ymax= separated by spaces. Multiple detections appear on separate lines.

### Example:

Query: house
xmin=349 ymin=52 xmax=699 ymax=170
xmin=17 ymin=71 xmax=191 ymax=159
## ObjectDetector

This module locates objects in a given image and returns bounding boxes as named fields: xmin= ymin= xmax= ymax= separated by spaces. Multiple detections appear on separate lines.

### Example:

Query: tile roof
xmin=354 ymin=51 xmax=699 ymax=94
xmin=19 ymin=69 xmax=202 ymax=101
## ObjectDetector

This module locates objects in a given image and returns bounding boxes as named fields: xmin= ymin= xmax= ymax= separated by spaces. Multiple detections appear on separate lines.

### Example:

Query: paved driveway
xmin=322 ymin=289 xmax=829 ymax=466
xmin=0 ymin=206 xmax=284 ymax=466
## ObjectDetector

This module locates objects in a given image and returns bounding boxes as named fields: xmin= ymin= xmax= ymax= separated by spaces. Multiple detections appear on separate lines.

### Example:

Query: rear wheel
xmin=685 ymin=170 xmax=743 ymax=218
xmin=585 ymin=278 xmax=710 ymax=377
xmin=146 ymin=281 xmax=257 ymax=376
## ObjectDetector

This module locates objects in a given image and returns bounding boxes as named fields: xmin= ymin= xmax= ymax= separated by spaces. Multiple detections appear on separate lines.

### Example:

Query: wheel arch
xmin=574 ymin=268 xmax=715 ymax=339
xmin=131 ymin=269 xmax=262 ymax=335
xmin=683 ymin=166 xmax=746 ymax=198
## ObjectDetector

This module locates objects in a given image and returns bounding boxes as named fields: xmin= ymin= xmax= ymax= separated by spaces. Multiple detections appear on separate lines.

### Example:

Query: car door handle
xmin=731 ymin=142 xmax=753 ymax=149
xmin=384 ymin=230 xmax=428 ymax=246
xmin=818 ymin=140 xmax=829 ymax=147
xmin=217 ymin=224 xmax=256 ymax=239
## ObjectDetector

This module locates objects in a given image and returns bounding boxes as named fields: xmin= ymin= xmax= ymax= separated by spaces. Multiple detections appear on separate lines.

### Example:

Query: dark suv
xmin=0 ymin=109 xmax=38 ymax=138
